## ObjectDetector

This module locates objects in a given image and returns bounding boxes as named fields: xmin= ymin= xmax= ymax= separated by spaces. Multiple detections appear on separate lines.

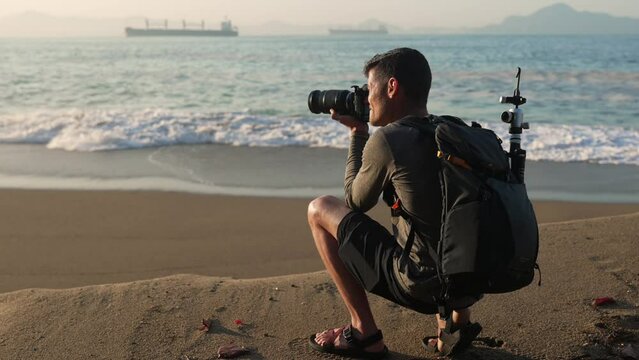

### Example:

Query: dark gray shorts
xmin=336 ymin=211 xmax=441 ymax=314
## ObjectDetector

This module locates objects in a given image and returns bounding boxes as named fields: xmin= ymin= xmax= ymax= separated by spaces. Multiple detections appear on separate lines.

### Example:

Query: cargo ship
xmin=328 ymin=25 xmax=388 ymax=36
xmin=125 ymin=19 xmax=238 ymax=37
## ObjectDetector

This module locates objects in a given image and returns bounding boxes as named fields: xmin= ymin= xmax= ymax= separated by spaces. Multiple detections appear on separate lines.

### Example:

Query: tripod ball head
xmin=501 ymin=109 xmax=514 ymax=123
xmin=501 ymin=108 xmax=526 ymax=131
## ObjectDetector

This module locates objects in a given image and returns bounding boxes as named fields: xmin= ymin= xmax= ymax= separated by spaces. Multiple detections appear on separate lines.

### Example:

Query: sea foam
xmin=0 ymin=109 xmax=637 ymax=166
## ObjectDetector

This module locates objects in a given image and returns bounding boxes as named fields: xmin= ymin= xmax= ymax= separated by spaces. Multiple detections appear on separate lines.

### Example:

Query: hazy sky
xmin=1 ymin=0 xmax=638 ymax=28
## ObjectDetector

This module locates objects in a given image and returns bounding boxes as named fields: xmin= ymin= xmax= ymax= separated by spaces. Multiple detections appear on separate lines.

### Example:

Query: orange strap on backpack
xmin=437 ymin=151 xmax=472 ymax=171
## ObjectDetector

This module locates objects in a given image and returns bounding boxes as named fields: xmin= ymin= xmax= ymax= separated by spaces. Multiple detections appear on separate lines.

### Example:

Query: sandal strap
xmin=343 ymin=325 xmax=383 ymax=348
xmin=432 ymin=322 xmax=482 ymax=356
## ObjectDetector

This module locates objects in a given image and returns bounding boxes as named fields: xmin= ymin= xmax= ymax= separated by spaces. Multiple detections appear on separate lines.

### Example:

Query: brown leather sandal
xmin=309 ymin=324 xmax=389 ymax=359
xmin=422 ymin=322 xmax=482 ymax=356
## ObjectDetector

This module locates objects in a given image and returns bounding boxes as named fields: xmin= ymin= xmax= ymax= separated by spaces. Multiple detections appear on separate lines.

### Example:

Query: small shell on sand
xmin=217 ymin=344 xmax=250 ymax=359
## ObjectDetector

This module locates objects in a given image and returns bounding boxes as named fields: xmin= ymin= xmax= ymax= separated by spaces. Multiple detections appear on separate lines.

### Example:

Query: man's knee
xmin=307 ymin=195 xmax=340 ymax=225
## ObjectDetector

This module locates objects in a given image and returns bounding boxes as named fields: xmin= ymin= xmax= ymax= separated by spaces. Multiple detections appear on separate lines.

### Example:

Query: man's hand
xmin=330 ymin=109 xmax=368 ymax=135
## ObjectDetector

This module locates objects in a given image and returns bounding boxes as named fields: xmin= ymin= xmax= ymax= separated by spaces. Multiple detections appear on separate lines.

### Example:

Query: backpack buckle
xmin=437 ymin=151 xmax=472 ymax=171
xmin=391 ymin=199 xmax=403 ymax=217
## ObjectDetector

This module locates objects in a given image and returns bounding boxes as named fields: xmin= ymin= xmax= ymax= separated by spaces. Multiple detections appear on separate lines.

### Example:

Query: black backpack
xmin=391 ymin=115 xmax=540 ymax=306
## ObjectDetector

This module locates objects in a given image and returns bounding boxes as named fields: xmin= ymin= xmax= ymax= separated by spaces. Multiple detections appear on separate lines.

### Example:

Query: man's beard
xmin=371 ymin=96 xmax=391 ymax=126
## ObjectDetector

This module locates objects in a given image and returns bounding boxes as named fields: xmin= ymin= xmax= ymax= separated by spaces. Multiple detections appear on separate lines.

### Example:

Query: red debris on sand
xmin=234 ymin=319 xmax=243 ymax=326
xmin=591 ymin=297 xmax=615 ymax=307
xmin=199 ymin=319 xmax=212 ymax=332
xmin=218 ymin=344 xmax=250 ymax=359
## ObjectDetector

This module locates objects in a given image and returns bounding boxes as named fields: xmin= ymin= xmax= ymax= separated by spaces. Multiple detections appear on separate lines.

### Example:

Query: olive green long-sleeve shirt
xmin=344 ymin=115 xmax=443 ymax=300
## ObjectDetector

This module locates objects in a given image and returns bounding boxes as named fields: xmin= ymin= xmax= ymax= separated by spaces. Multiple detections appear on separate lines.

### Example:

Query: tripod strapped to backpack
xmin=500 ymin=67 xmax=530 ymax=184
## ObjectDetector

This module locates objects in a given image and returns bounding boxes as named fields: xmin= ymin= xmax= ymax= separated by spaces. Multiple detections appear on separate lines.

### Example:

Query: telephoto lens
xmin=307 ymin=85 xmax=368 ymax=122
xmin=308 ymin=90 xmax=354 ymax=115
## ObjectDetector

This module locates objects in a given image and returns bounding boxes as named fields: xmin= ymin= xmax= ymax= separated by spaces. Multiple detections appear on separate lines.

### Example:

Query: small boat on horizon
xmin=328 ymin=25 xmax=388 ymax=36
xmin=125 ymin=18 xmax=238 ymax=37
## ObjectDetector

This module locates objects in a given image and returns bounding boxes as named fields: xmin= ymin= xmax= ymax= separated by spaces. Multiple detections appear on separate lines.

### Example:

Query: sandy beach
xmin=1 ymin=189 xmax=638 ymax=359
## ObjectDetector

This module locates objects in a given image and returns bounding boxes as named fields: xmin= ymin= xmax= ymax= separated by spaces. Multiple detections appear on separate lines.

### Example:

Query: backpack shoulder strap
xmin=387 ymin=115 xmax=444 ymax=266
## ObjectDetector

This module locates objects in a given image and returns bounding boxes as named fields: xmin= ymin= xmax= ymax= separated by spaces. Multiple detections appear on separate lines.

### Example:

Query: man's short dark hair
xmin=363 ymin=48 xmax=432 ymax=106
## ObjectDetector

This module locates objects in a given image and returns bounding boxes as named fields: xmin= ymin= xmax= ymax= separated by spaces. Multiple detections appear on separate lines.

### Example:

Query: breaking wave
xmin=0 ymin=109 xmax=637 ymax=166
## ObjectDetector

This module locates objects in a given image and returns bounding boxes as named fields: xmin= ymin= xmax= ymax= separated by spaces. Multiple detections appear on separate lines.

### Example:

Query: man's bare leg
xmin=307 ymin=195 xmax=385 ymax=352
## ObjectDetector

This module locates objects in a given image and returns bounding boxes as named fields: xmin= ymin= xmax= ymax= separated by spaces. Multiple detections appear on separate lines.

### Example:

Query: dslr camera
xmin=308 ymin=85 xmax=369 ymax=122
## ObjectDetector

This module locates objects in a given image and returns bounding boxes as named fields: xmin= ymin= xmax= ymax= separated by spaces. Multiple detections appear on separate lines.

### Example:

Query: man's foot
xmin=309 ymin=325 xmax=388 ymax=359
xmin=422 ymin=322 xmax=482 ymax=356
xmin=425 ymin=330 xmax=443 ymax=352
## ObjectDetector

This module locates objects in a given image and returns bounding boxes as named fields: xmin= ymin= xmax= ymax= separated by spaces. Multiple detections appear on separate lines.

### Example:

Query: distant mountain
xmin=478 ymin=3 xmax=639 ymax=34
xmin=0 ymin=11 xmax=144 ymax=37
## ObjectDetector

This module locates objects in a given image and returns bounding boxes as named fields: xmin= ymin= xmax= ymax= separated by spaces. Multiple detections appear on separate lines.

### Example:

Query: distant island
xmin=477 ymin=3 xmax=639 ymax=34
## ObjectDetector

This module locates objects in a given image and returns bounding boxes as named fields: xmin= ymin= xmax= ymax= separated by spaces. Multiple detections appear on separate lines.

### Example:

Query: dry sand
xmin=0 ymin=189 xmax=638 ymax=359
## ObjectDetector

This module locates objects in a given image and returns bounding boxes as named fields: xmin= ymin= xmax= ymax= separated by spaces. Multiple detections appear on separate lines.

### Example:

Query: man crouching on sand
xmin=307 ymin=48 xmax=482 ymax=358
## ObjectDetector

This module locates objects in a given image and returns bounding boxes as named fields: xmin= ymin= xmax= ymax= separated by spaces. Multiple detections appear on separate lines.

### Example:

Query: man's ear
xmin=387 ymin=77 xmax=399 ymax=99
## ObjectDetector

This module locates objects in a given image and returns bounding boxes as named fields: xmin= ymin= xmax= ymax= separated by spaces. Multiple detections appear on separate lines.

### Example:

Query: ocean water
xmin=0 ymin=35 xmax=638 ymax=199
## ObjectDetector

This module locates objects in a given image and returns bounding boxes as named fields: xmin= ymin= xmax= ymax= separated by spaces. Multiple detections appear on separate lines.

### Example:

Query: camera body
xmin=308 ymin=85 xmax=369 ymax=123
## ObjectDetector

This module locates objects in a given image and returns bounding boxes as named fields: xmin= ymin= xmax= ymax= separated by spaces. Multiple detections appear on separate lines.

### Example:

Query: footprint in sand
xmin=588 ymin=255 xmax=636 ymax=292
xmin=588 ymin=255 xmax=624 ymax=276
xmin=209 ymin=280 xmax=223 ymax=293
xmin=313 ymin=282 xmax=337 ymax=294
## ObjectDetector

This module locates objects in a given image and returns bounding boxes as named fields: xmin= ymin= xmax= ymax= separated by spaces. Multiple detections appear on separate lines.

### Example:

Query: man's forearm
xmin=344 ymin=131 xmax=369 ymax=207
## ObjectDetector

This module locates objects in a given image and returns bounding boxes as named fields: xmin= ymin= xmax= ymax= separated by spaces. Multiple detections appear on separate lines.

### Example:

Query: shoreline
xmin=1 ymin=188 xmax=638 ymax=294
xmin=1 ymin=143 xmax=638 ymax=203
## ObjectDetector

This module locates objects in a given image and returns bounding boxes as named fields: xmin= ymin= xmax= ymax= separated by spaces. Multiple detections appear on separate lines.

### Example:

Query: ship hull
xmin=328 ymin=29 xmax=387 ymax=36
xmin=125 ymin=28 xmax=238 ymax=37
